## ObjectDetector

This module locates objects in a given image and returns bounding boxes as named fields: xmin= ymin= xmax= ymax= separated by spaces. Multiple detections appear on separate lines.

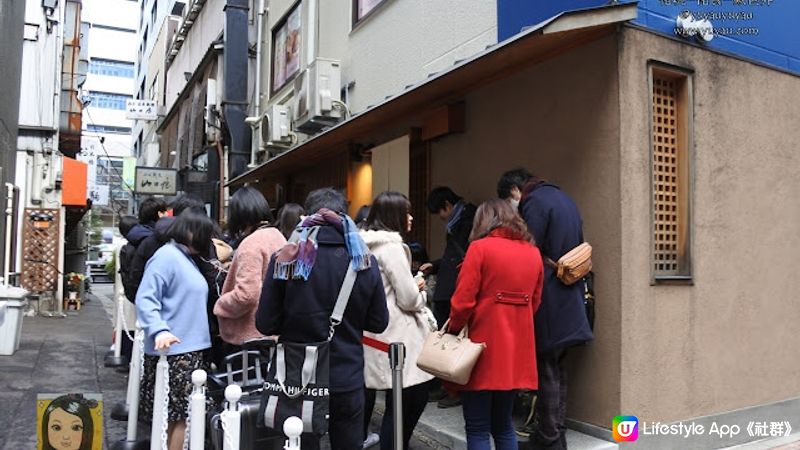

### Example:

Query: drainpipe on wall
xmin=246 ymin=0 xmax=267 ymax=168
xmin=223 ymin=0 xmax=251 ymax=182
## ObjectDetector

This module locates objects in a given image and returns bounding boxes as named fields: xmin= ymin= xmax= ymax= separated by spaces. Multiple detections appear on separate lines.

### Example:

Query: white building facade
xmin=80 ymin=0 xmax=139 ymax=217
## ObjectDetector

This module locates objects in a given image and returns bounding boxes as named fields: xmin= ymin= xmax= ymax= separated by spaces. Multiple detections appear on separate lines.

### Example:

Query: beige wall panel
xmin=371 ymin=134 xmax=410 ymax=198
xmin=429 ymin=35 xmax=622 ymax=427
xmin=618 ymin=27 xmax=800 ymax=422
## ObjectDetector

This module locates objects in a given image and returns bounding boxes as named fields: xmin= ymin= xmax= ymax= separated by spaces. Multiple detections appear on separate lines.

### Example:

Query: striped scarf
xmin=273 ymin=208 xmax=371 ymax=280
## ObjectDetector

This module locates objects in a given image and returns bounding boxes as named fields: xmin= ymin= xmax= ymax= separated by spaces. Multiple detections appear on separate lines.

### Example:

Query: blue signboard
xmin=497 ymin=0 xmax=800 ymax=74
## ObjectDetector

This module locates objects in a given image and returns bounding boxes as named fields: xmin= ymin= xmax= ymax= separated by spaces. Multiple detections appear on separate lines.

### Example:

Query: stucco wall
xmin=265 ymin=0 xmax=497 ymax=116
xmin=618 ymin=27 xmax=800 ymax=422
xmin=429 ymin=35 xmax=622 ymax=427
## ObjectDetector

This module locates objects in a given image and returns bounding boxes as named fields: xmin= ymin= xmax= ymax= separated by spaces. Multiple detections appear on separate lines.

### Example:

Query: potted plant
xmin=64 ymin=272 xmax=87 ymax=310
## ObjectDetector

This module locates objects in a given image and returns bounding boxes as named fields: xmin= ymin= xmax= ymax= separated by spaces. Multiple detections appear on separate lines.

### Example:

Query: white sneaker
xmin=363 ymin=432 xmax=380 ymax=449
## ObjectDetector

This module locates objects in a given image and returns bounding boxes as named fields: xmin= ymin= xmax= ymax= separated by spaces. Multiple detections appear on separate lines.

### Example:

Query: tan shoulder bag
xmin=545 ymin=242 xmax=592 ymax=286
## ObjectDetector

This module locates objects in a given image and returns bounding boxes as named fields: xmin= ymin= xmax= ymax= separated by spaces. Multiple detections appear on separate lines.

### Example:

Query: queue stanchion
xmin=111 ymin=324 xmax=148 ymax=450
xmin=282 ymin=417 xmax=302 ymax=450
xmin=106 ymin=248 xmax=129 ymax=367
xmin=220 ymin=385 xmax=242 ymax=450
xmin=389 ymin=343 xmax=405 ymax=450
xmin=188 ymin=369 xmax=207 ymax=449
xmin=150 ymin=349 xmax=170 ymax=450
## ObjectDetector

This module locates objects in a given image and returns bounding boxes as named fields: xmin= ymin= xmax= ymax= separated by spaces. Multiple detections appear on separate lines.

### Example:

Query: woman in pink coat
xmin=213 ymin=187 xmax=286 ymax=348
xmin=447 ymin=198 xmax=543 ymax=450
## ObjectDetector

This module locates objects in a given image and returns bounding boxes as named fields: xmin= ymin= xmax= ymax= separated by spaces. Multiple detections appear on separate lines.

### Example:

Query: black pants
xmin=380 ymin=381 xmax=431 ymax=450
xmin=120 ymin=333 xmax=133 ymax=361
xmin=364 ymin=387 xmax=377 ymax=439
xmin=531 ymin=347 xmax=568 ymax=450
xmin=432 ymin=301 xmax=451 ymax=330
xmin=302 ymin=388 xmax=365 ymax=450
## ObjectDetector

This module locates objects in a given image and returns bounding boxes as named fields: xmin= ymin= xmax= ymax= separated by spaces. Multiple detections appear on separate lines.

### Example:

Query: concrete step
xmin=373 ymin=393 xmax=617 ymax=450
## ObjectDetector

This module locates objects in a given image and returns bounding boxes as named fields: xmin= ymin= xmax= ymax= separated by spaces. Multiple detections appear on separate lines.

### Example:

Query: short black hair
xmin=497 ymin=168 xmax=533 ymax=199
xmin=138 ymin=197 xmax=167 ymax=224
xmin=408 ymin=242 xmax=429 ymax=265
xmin=354 ymin=205 xmax=370 ymax=225
xmin=168 ymin=209 xmax=215 ymax=257
xmin=426 ymin=186 xmax=461 ymax=214
xmin=118 ymin=215 xmax=138 ymax=237
xmin=304 ymin=187 xmax=348 ymax=215
xmin=228 ymin=186 xmax=273 ymax=238
xmin=169 ymin=194 xmax=205 ymax=217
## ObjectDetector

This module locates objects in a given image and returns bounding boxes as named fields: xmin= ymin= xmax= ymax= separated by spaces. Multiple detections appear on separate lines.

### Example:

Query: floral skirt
xmin=139 ymin=350 xmax=210 ymax=423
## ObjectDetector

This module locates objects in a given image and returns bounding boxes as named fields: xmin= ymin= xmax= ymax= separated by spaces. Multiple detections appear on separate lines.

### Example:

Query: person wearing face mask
xmin=498 ymin=168 xmax=594 ymax=449
xmin=496 ymin=168 xmax=532 ymax=210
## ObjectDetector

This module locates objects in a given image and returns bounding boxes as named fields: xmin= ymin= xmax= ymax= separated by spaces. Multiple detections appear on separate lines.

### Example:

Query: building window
xmin=352 ymin=0 xmax=388 ymax=26
xmin=650 ymin=65 xmax=692 ymax=281
xmin=88 ymin=92 xmax=132 ymax=110
xmin=89 ymin=59 xmax=135 ymax=78
xmin=271 ymin=1 xmax=303 ymax=94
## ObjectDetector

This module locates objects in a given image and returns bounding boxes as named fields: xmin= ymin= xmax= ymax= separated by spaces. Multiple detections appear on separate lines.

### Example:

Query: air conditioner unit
xmin=261 ymin=104 xmax=292 ymax=147
xmin=293 ymin=58 xmax=342 ymax=135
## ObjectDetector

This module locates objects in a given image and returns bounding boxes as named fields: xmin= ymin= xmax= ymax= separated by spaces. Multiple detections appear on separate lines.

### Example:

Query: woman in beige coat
xmin=361 ymin=191 xmax=435 ymax=450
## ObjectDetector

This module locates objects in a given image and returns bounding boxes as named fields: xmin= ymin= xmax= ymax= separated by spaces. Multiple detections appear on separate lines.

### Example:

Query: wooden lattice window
xmin=651 ymin=66 xmax=692 ymax=280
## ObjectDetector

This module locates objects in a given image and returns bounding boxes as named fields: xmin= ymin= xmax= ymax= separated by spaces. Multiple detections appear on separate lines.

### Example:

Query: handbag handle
xmin=440 ymin=319 xmax=470 ymax=339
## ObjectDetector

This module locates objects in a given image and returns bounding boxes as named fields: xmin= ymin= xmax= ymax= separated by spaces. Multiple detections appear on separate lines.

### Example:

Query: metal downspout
xmin=223 ymin=0 xmax=251 ymax=182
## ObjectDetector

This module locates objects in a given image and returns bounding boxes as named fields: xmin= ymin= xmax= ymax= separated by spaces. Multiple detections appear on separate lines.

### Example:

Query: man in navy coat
xmin=256 ymin=188 xmax=389 ymax=450
xmin=512 ymin=170 xmax=593 ymax=450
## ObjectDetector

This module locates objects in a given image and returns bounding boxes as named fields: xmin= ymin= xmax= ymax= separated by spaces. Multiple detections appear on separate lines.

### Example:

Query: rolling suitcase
xmin=207 ymin=339 xmax=284 ymax=450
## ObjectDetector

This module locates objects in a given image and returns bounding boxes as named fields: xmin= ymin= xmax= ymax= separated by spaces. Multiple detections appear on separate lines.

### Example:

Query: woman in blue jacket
xmin=136 ymin=210 xmax=215 ymax=450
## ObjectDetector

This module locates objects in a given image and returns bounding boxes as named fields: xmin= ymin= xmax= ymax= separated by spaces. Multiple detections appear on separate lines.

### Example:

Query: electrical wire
xmin=82 ymin=108 xmax=137 ymax=215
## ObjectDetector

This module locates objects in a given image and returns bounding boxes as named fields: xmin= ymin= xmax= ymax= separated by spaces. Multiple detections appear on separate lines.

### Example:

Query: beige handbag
xmin=416 ymin=320 xmax=486 ymax=385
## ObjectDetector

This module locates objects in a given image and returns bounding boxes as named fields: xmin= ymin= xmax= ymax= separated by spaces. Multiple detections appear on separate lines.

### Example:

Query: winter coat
xmin=520 ymin=183 xmax=593 ymax=353
xmin=114 ymin=245 xmax=136 ymax=330
xmin=214 ymin=227 xmax=287 ymax=344
xmin=127 ymin=217 xmax=173 ymax=302
xmin=446 ymin=228 xmax=543 ymax=391
xmin=121 ymin=223 xmax=154 ymax=302
xmin=430 ymin=202 xmax=476 ymax=304
xmin=360 ymin=230 xmax=435 ymax=390
xmin=256 ymin=225 xmax=390 ymax=393
xmin=135 ymin=242 xmax=211 ymax=356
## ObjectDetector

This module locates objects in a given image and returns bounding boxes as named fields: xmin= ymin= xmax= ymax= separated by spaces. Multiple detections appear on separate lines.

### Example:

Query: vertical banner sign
xmin=122 ymin=157 xmax=136 ymax=192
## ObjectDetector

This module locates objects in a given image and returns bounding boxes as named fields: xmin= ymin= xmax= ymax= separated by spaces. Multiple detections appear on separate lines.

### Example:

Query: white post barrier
xmin=283 ymin=417 xmax=303 ymax=450
xmin=189 ymin=370 xmax=207 ymax=449
xmin=126 ymin=327 xmax=144 ymax=439
xmin=106 ymin=247 xmax=128 ymax=367
xmin=221 ymin=385 xmax=242 ymax=450
xmin=111 ymin=325 xmax=147 ymax=450
xmin=150 ymin=351 xmax=170 ymax=450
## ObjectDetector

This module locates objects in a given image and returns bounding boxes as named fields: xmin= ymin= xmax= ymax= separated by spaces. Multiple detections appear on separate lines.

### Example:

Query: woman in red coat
xmin=447 ymin=198 xmax=543 ymax=450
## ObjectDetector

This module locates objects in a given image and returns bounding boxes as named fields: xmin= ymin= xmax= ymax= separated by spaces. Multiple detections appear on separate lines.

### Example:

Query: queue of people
xmin=114 ymin=167 xmax=592 ymax=450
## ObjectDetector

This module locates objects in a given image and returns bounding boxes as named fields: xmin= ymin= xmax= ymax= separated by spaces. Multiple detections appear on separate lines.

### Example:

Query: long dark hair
xmin=227 ymin=187 xmax=273 ymax=239
xmin=168 ymin=210 xmax=215 ymax=257
xmin=274 ymin=203 xmax=305 ymax=239
xmin=364 ymin=191 xmax=411 ymax=236
xmin=469 ymin=198 xmax=534 ymax=243
xmin=42 ymin=394 xmax=96 ymax=450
